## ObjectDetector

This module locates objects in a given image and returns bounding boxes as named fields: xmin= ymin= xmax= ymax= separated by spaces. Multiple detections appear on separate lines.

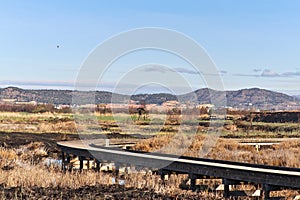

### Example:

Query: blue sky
xmin=1 ymin=0 xmax=300 ymax=94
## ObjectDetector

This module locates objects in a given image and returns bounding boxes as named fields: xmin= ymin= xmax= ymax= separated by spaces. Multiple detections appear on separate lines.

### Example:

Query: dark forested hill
xmin=226 ymin=88 xmax=296 ymax=108
xmin=0 ymin=87 xmax=298 ymax=110
xmin=0 ymin=87 xmax=128 ymax=105
xmin=180 ymin=88 xmax=297 ymax=109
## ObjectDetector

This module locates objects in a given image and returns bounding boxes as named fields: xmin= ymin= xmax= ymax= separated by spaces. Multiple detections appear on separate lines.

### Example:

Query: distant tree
xmin=199 ymin=107 xmax=208 ymax=115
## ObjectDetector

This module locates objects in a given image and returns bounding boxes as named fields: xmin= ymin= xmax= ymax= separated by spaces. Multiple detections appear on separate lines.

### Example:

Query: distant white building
xmin=1 ymin=99 xmax=16 ymax=103
xmin=196 ymin=104 xmax=214 ymax=109
xmin=15 ymin=101 xmax=37 ymax=106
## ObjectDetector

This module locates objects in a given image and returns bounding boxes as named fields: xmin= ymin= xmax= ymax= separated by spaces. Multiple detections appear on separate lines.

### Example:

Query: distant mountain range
xmin=0 ymin=87 xmax=299 ymax=110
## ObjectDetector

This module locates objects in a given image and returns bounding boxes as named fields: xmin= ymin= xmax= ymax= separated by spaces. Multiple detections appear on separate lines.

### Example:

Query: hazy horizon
xmin=1 ymin=84 xmax=299 ymax=97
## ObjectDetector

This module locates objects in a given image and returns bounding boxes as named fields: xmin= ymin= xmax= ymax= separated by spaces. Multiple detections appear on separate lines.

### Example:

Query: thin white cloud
xmin=232 ymin=73 xmax=259 ymax=77
xmin=0 ymin=80 xmax=75 ymax=87
xmin=253 ymin=68 xmax=262 ymax=72
xmin=233 ymin=69 xmax=300 ymax=78
xmin=141 ymin=65 xmax=231 ymax=78
xmin=261 ymin=69 xmax=280 ymax=77
xmin=142 ymin=65 xmax=172 ymax=73
xmin=281 ymin=71 xmax=300 ymax=77
xmin=174 ymin=67 xmax=199 ymax=75
xmin=142 ymin=65 xmax=201 ymax=74
xmin=219 ymin=70 xmax=227 ymax=75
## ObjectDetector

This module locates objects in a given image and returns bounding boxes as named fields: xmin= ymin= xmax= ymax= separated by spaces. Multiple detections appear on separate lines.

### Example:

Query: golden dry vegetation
xmin=0 ymin=140 xmax=299 ymax=199
xmin=0 ymin=111 xmax=300 ymax=199
xmin=132 ymin=134 xmax=300 ymax=168
xmin=0 ymin=143 xmax=230 ymax=199
xmin=0 ymin=112 xmax=77 ymax=133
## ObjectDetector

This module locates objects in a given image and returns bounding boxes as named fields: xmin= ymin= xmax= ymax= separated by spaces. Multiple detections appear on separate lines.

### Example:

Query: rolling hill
xmin=0 ymin=87 xmax=299 ymax=110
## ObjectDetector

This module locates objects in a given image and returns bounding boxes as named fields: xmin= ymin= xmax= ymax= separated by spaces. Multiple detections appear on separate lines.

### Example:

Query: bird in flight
xmin=57 ymin=45 xmax=60 ymax=48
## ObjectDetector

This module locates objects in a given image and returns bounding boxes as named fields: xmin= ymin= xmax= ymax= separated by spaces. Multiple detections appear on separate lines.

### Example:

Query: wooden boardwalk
xmin=57 ymin=140 xmax=300 ymax=199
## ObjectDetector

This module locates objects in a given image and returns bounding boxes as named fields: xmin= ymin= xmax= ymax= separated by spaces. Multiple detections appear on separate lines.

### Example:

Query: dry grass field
xmin=0 ymin=111 xmax=299 ymax=199
xmin=0 ymin=142 xmax=228 ymax=200
xmin=133 ymin=134 xmax=300 ymax=168
xmin=0 ymin=138 xmax=299 ymax=199
xmin=0 ymin=112 xmax=76 ymax=133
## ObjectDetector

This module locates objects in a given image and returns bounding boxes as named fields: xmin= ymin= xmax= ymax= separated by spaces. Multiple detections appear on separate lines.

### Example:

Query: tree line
xmin=0 ymin=103 xmax=71 ymax=113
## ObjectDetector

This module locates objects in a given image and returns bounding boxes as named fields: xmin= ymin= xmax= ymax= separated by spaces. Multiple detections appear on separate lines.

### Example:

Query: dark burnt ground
xmin=0 ymin=184 xmax=219 ymax=200
xmin=0 ymin=132 xmax=146 ymax=158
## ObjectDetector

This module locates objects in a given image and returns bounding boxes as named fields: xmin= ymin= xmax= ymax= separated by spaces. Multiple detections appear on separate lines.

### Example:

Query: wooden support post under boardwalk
xmin=222 ymin=178 xmax=242 ymax=198
xmin=66 ymin=154 xmax=71 ymax=171
xmin=87 ymin=159 xmax=90 ymax=170
xmin=115 ymin=163 xmax=120 ymax=176
xmin=263 ymin=186 xmax=270 ymax=200
xmin=224 ymin=184 xmax=230 ymax=198
xmin=263 ymin=184 xmax=280 ymax=200
xmin=61 ymin=151 xmax=65 ymax=171
xmin=190 ymin=178 xmax=196 ymax=191
xmin=158 ymin=169 xmax=169 ymax=181
xmin=159 ymin=170 xmax=164 ymax=180
xmin=96 ymin=160 xmax=101 ymax=171
xmin=189 ymin=174 xmax=197 ymax=191
xmin=223 ymin=179 xmax=230 ymax=198
xmin=79 ymin=156 xmax=84 ymax=172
